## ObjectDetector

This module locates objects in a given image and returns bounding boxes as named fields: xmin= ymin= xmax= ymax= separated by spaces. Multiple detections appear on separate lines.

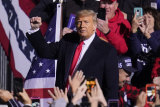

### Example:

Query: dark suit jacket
xmin=27 ymin=30 xmax=119 ymax=100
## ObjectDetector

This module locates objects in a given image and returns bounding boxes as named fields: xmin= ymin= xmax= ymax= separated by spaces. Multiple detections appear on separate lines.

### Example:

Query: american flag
xmin=24 ymin=4 xmax=62 ymax=106
xmin=0 ymin=0 xmax=35 ymax=78
xmin=0 ymin=0 xmax=61 ymax=106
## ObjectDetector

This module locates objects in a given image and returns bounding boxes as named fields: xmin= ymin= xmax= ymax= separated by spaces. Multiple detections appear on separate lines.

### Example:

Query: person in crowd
xmin=96 ymin=0 xmax=131 ymax=54
xmin=118 ymin=0 xmax=159 ymax=23
xmin=129 ymin=7 xmax=160 ymax=88
xmin=0 ymin=88 xmax=32 ymax=107
xmin=118 ymin=56 xmax=143 ymax=107
xmin=27 ymin=10 xmax=119 ymax=100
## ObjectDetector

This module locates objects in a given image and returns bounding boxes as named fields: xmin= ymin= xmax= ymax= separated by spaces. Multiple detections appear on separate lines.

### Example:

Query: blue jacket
xmin=129 ymin=30 xmax=160 ymax=71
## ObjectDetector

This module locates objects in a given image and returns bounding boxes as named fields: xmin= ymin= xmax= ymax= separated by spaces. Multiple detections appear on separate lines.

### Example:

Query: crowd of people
xmin=1 ymin=0 xmax=160 ymax=107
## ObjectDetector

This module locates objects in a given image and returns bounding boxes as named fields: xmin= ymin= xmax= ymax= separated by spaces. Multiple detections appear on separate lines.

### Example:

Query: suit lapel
xmin=64 ymin=40 xmax=79 ymax=82
xmin=78 ymin=35 xmax=99 ymax=70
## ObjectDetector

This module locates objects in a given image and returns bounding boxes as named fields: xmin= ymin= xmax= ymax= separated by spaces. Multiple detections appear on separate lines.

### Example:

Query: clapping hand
xmin=69 ymin=70 xmax=85 ymax=94
xmin=48 ymin=87 xmax=69 ymax=103
xmin=71 ymin=80 xmax=87 ymax=105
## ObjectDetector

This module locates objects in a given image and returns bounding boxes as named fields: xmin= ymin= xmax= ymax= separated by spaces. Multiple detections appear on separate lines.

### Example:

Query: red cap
xmin=100 ymin=0 xmax=117 ymax=2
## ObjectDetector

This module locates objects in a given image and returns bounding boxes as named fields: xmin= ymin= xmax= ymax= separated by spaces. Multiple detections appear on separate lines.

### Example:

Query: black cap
xmin=118 ymin=56 xmax=137 ymax=73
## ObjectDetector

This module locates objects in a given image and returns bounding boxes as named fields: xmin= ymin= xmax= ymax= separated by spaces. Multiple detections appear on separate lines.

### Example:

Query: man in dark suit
xmin=27 ymin=10 xmax=118 ymax=100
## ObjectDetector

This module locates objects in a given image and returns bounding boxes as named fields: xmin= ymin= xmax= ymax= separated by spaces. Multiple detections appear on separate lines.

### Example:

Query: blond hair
xmin=75 ymin=10 xmax=97 ymax=25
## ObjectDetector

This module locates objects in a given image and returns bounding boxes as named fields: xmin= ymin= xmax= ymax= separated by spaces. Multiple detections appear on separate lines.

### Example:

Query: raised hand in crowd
xmin=62 ymin=27 xmax=73 ymax=36
xmin=17 ymin=88 xmax=32 ymax=105
xmin=48 ymin=87 xmax=69 ymax=103
xmin=30 ymin=16 xmax=42 ymax=30
xmin=150 ymin=94 xmax=160 ymax=107
xmin=0 ymin=88 xmax=32 ymax=106
xmin=135 ymin=91 xmax=146 ymax=107
xmin=87 ymin=79 xmax=107 ymax=107
xmin=71 ymin=80 xmax=87 ymax=105
xmin=0 ymin=89 xmax=13 ymax=102
xmin=97 ymin=18 xmax=110 ymax=35
xmin=69 ymin=70 xmax=85 ymax=94
xmin=135 ymin=91 xmax=160 ymax=107
xmin=138 ymin=14 xmax=154 ymax=39
xmin=131 ymin=12 xmax=144 ymax=33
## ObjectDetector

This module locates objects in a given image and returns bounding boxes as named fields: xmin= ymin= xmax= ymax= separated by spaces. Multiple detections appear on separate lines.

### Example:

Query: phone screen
xmin=97 ymin=8 xmax=106 ymax=20
xmin=134 ymin=7 xmax=143 ymax=18
xmin=86 ymin=77 xmax=96 ymax=93
xmin=146 ymin=84 xmax=156 ymax=103
xmin=31 ymin=97 xmax=40 ymax=107
xmin=108 ymin=99 xmax=119 ymax=107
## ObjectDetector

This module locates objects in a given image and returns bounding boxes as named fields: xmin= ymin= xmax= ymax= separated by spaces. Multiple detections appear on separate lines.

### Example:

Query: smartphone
xmin=86 ymin=77 xmax=96 ymax=93
xmin=31 ymin=97 xmax=40 ymax=107
xmin=146 ymin=84 xmax=156 ymax=104
xmin=97 ymin=8 xmax=106 ymax=20
xmin=13 ymin=78 xmax=23 ymax=96
xmin=108 ymin=99 xmax=119 ymax=107
xmin=134 ymin=7 xmax=143 ymax=18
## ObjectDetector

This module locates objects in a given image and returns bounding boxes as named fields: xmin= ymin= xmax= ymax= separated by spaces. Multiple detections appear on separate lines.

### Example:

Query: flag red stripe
xmin=0 ymin=21 xmax=23 ymax=78
xmin=26 ymin=88 xmax=54 ymax=98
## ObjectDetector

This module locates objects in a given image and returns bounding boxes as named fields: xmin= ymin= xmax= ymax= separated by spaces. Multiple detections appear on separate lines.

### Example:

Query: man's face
xmin=76 ymin=16 xmax=96 ymax=40
xmin=119 ymin=69 xmax=130 ymax=88
xmin=100 ymin=1 xmax=118 ymax=20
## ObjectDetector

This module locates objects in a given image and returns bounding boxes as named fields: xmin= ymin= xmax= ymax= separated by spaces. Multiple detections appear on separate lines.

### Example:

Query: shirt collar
xmin=83 ymin=33 xmax=95 ymax=46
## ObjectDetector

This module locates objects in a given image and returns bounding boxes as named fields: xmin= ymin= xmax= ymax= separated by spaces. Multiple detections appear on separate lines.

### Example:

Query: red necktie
xmin=66 ymin=41 xmax=84 ymax=89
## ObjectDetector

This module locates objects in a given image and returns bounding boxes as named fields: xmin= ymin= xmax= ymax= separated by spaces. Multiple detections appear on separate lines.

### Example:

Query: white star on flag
xmin=22 ymin=40 xmax=27 ymax=50
xmin=39 ymin=62 xmax=43 ymax=67
xmin=30 ymin=50 xmax=35 ymax=61
xmin=33 ymin=70 xmax=36 ymax=74
xmin=46 ymin=69 xmax=50 ymax=73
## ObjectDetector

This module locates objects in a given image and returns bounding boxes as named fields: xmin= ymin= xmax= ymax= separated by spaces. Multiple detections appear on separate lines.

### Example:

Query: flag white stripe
xmin=0 ymin=0 xmax=31 ymax=78
xmin=24 ymin=77 xmax=55 ymax=89
xmin=12 ymin=0 xmax=31 ymax=34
